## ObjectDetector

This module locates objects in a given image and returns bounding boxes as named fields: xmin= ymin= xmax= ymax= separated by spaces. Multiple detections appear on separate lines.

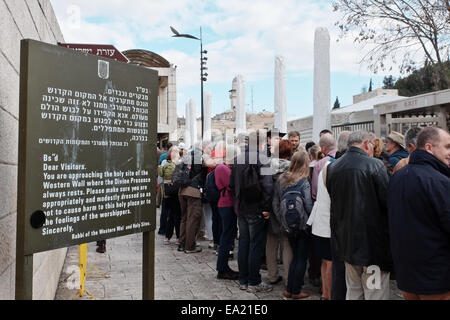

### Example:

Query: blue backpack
xmin=279 ymin=178 xmax=309 ymax=235
xmin=204 ymin=170 xmax=225 ymax=204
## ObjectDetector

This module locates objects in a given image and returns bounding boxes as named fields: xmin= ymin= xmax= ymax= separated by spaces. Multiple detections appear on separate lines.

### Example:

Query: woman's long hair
xmin=281 ymin=150 xmax=310 ymax=189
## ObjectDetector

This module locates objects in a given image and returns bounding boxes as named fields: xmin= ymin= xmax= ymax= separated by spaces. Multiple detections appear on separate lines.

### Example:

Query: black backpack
xmin=279 ymin=178 xmax=309 ymax=236
xmin=172 ymin=162 xmax=192 ymax=187
xmin=240 ymin=164 xmax=262 ymax=203
xmin=204 ymin=170 xmax=225 ymax=204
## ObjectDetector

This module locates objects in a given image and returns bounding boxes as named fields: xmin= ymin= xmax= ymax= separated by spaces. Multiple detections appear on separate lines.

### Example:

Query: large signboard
xmin=18 ymin=39 xmax=158 ymax=255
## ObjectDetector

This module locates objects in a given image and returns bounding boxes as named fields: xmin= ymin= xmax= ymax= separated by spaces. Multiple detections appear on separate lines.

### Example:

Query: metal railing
xmin=332 ymin=121 xmax=374 ymax=137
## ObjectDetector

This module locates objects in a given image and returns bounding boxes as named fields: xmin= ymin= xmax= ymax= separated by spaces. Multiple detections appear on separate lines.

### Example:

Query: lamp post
xmin=170 ymin=26 xmax=208 ymax=140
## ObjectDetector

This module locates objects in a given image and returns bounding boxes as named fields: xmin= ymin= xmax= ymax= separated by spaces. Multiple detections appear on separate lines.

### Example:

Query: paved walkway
xmin=55 ymin=209 xmax=403 ymax=300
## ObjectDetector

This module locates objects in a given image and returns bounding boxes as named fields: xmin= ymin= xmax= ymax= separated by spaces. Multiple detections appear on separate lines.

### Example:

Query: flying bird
xmin=170 ymin=26 xmax=200 ymax=40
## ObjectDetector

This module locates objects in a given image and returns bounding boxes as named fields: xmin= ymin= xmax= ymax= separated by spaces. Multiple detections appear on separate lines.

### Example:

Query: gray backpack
xmin=279 ymin=178 xmax=309 ymax=236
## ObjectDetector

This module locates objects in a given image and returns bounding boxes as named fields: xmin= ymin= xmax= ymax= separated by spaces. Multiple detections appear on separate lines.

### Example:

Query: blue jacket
xmin=388 ymin=148 xmax=409 ymax=168
xmin=158 ymin=152 xmax=168 ymax=165
xmin=388 ymin=149 xmax=450 ymax=295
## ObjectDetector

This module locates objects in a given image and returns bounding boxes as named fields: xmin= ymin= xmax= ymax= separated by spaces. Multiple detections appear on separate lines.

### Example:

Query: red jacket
xmin=214 ymin=164 xmax=233 ymax=208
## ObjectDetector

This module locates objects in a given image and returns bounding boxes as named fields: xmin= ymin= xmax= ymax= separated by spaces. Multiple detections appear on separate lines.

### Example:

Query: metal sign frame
xmin=16 ymin=39 xmax=157 ymax=299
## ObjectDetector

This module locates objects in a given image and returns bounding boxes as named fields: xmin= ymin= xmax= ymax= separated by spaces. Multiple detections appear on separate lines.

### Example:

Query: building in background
xmin=123 ymin=50 xmax=177 ymax=149
xmin=288 ymin=88 xmax=450 ymax=145
xmin=177 ymin=109 xmax=275 ymax=144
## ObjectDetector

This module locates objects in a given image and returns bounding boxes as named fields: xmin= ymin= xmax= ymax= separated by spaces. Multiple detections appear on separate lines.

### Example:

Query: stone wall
xmin=0 ymin=0 xmax=66 ymax=300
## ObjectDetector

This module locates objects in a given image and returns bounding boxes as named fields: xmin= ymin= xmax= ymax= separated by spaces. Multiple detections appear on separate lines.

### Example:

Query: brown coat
xmin=393 ymin=157 xmax=410 ymax=174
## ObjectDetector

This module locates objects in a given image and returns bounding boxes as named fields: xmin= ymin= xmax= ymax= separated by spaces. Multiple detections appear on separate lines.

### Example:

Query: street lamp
xmin=170 ymin=26 xmax=208 ymax=140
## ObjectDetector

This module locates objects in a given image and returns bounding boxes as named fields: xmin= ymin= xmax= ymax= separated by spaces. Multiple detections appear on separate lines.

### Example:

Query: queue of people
xmin=156 ymin=126 xmax=450 ymax=300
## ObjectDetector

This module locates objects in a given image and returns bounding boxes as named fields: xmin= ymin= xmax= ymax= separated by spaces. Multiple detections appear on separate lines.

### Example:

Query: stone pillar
xmin=189 ymin=99 xmax=197 ymax=147
xmin=274 ymin=55 xmax=287 ymax=134
xmin=159 ymin=85 xmax=168 ymax=125
xmin=313 ymin=27 xmax=331 ymax=142
xmin=230 ymin=77 xmax=238 ymax=111
xmin=235 ymin=75 xmax=246 ymax=135
xmin=184 ymin=102 xmax=191 ymax=149
xmin=168 ymin=67 xmax=178 ymax=142
xmin=203 ymin=91 xmax=212 ymax=142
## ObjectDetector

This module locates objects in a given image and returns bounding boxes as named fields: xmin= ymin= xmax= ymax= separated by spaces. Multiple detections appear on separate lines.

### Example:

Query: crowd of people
xmin=155 ymin=126 xmax=450 ymax=300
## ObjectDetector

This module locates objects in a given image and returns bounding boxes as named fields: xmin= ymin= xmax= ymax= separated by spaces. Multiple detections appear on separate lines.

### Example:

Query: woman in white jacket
xmin=307 ymin=130 xmax=351 ymax=300
xmin=307 ymin=160 xmax=333 ymax=300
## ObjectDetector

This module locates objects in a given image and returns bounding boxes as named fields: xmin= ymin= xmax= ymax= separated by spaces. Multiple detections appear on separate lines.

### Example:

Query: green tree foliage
xmin=382 ymin=75 xmax=396 ymax=89
xmin=393 ymin=61 xmax=450 ymax=96
xmin=333 ymin=0 xmax=450 ymax=88
xmin=333 ymin=96 xmax=341 ymax=109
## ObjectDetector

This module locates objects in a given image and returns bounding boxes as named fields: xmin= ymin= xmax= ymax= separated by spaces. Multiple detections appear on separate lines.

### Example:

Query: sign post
xmin=16 ymin=39 xmax=157 ymax=299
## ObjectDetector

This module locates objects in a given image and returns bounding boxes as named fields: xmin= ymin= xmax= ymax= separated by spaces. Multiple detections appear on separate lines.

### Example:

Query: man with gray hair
xmin=392 ymin=127 xmax=423 ymax=174
xmin=327 ymin=131 xmax=392 ymax=300
xmin=335 ymin=131 xmax=351 ymax=159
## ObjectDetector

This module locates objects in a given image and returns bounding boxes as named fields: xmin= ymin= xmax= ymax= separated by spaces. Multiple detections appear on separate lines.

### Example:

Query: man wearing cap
xmin=385 ymin=131 xmax=409 ymax=168
xmin=178 ymin=142 xmax=187 ymax=158
xmin=393 ymin=127 xmax=423 ymax=174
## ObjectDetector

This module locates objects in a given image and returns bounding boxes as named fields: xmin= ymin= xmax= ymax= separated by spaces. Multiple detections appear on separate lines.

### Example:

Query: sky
xmin=50 ymin=0 xmax=396 ymax=120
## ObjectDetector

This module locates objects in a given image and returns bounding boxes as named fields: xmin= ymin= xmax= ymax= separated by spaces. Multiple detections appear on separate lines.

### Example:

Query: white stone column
xmin=168 ymin=67 xmax=178 ymax=142
xmin=313 ymin=27 xmax=331 ymax=142
xmin=189 ymin=98 xmax=197 ymax=147
xmin=185 ymin=102 xmax=191 ymax=149
xmin=235 ymin=75 xmax=246 ymax=135
xmin=230 ymin=77 xmax=238 ymax=110
xmin=203 ymin=91 xmax=212 ymax=142
xmin=274 ymin=55 xmax=287 ymax=134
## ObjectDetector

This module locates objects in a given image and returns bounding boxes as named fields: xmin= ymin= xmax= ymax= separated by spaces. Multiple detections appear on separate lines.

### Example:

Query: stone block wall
xmin=0 ymin=0 xmax=66 ymax=300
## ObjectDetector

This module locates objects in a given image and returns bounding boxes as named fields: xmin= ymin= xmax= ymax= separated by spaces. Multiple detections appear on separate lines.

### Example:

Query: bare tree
xmin=333 ymin=0 xmax=450 ymax=81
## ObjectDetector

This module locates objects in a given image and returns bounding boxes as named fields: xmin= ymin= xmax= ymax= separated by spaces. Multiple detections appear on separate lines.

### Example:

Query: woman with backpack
xmin=214 ymin=145 xmax=240 ymax=280
xmin=272 ymin=150 xmax=313 ymax=299
xmin=266 ymin=140 xmax=293 ymax=287
xmin=158 ymin=146 xmax=181 ymax=245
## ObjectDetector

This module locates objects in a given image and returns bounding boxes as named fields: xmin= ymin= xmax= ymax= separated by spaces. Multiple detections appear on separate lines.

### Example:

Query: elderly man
xmin=388 ymin=127 xmax=450 ymax=300
xmin=327 ymin=131 xmax=392 ymax=300
xmin=385 ymin=131 xmax=409 ymax=168
xmin=392 ymin=127 xmax=422 ymax=173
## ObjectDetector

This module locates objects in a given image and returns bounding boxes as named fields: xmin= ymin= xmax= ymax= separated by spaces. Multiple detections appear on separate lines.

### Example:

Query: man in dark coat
xmin=388 ymin=127 xmax=450 ymax=300
xmin=230 ymin=130 xmax=274 ymax=293
xmin=327 ymin=130 xmax=392 ymax=300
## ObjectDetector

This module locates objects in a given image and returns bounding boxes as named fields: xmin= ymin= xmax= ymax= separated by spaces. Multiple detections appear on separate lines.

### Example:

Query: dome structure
xmin=122 ymin=49 xmax=171 ymax=68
